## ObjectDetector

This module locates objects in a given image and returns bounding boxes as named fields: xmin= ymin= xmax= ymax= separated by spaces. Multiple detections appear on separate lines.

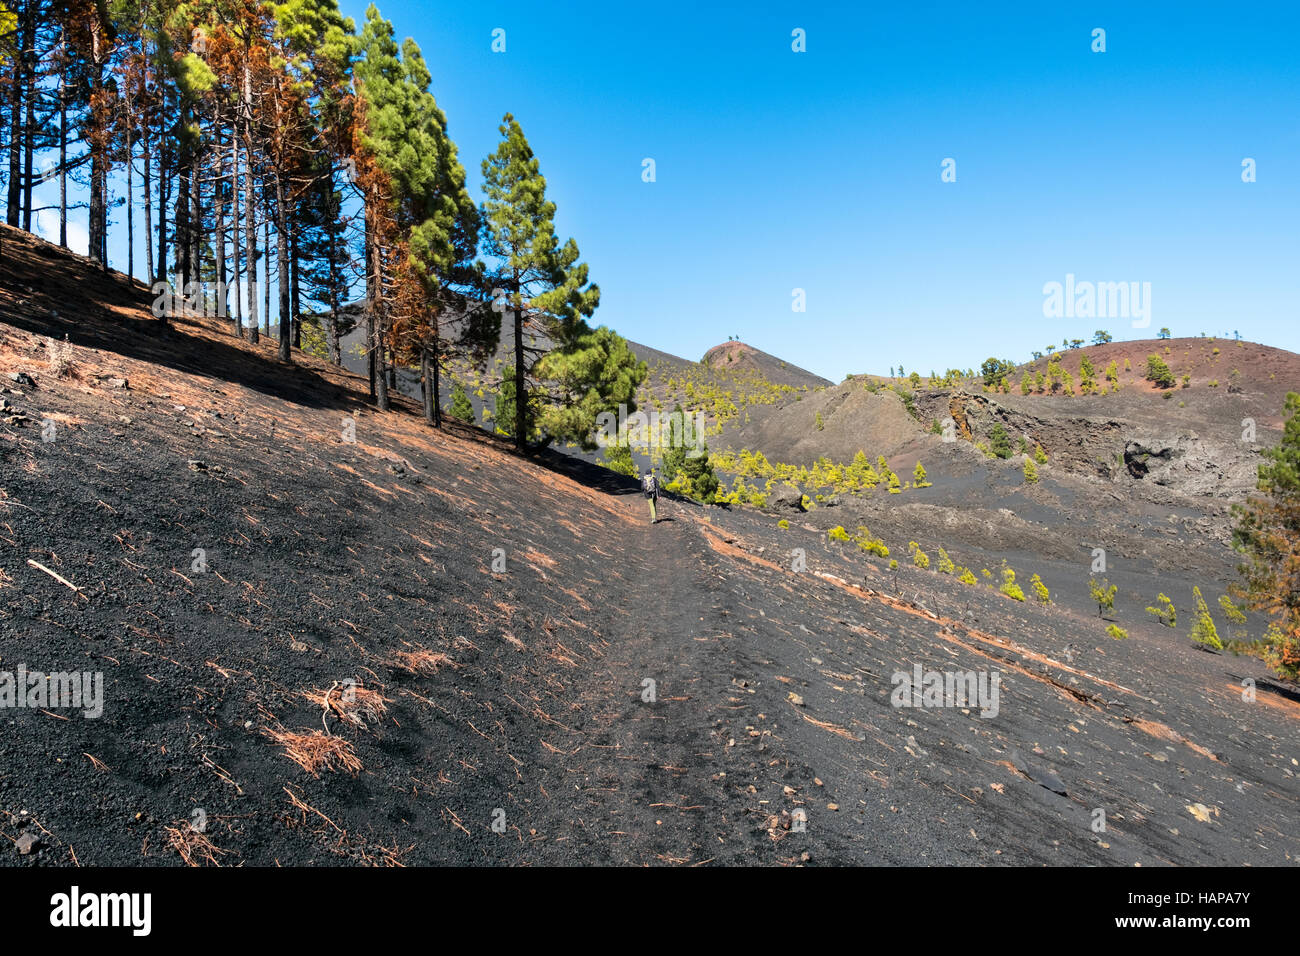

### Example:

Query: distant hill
xmin=699 ymin=340 xmax=832 ymax=390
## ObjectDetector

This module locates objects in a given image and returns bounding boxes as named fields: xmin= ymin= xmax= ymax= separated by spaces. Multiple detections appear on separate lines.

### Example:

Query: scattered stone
xmin=187 ymin=459 xmax=208 ymax=471
xmin=102 ymin=378 xmax=129 ymax=389
xmin=769 ymin=484 xmax=805 ymax=512
xmin=15 ymin=833 xmax=40 ymax=855
xmin=787 ymin=692 xmax=805 ymax=707
xmin=8 ymin=372 xmax=35 ymax=387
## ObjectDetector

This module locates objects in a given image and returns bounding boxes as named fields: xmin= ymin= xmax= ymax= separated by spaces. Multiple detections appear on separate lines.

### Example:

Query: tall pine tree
xmin=480 ymin=113 xmax=642 ymax=450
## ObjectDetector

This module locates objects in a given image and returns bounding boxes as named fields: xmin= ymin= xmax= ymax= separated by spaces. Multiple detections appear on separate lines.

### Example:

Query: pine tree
xmin=448 ymin=380 xmax=474 ymax=421
xmin=1232 ymin=392 xmax=1300 ymax=676
xmin=480 ymin=112 xmax=642 ymax=450
xmin=660 ymin=404 xmax=718 ymax=503
xmin=1189 ymin=586 xmax=1223 ymax=651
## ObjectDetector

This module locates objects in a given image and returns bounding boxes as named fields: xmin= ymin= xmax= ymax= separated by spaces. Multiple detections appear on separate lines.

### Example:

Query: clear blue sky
xmin=44 ymin=1 xmax=1300 ymax=382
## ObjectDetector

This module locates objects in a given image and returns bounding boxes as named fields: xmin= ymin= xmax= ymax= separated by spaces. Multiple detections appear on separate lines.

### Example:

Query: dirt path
xmin=519 ymin=498 xmax=778 ymax=864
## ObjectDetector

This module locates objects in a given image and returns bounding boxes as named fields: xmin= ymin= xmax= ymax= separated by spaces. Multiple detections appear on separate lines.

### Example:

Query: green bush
xmin=1146 ymin=354 xmax=1176 ymax=388
xmin=448 ymin=381 xmax=475 ymax=421
xmin=854 ymin=527 xmax=889 ymax=559
xmin=999 ymin=566 xmax=1025 ymax=601
xmin=1145 ymin=593 xmax=1176 ymax=627
xmin=1089 ymin=577 xmax=1117 ymax=617
xmin=1106 ymin=624 xmax=1129 ymax=640
xmin=908 ymin=542 xmax=930 ymax=570
xmin=989 ymin=424 xmax=1012 ymax=459
xmin=1189 ymin=586 xmax=1223 ymax=650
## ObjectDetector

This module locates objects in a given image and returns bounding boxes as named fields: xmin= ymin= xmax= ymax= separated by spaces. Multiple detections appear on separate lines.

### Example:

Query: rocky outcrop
xmin=1123 ymin=432 xmax=1260 ymax=498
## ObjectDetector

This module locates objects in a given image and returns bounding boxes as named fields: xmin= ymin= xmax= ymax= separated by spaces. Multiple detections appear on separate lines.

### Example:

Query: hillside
xmin=1 ymin=225 xmax=1298 ymax=868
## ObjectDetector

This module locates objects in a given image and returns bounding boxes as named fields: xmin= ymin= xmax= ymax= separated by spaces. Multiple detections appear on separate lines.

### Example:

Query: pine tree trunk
xmin=275 ymin=171 xmax=291 ymax=362
xmin=363 ymin=203 xmax=376 ymax=398
xmin=374 ymin=243 xmax=389 ymax=411
xmin=215 ymin=124 xmax=226 ymax=319
xmin=325 ymin=203 xmax=342 ymax=364
xmin=431 ymin=339 xmax=442 ymax=427
xmin=326 ymin=271 xmax=341 ymax=366
xmin=5 ymin=4 xmax=25 ymax=227
xmin=421 ymin=348 xmax=433 ymax=423
xmin=58 ymin=76 xmax=67 ymax=248
xmin=262 ymin=214 xmax=270 ymax=337
xmin=125 ymin=88 xmax=134 ymax=281
xmin=176 ymin=158 xmax=190 ymax=291
xmin=87 ymin=13 xmax=107 ymax=267
xmin=242 ymin=64 xmax=258 ymax=344
xmin=291 ymin=233 xmax=301 ymax=349
xmin=20 ymin=29 xmax=33 ymax=234
xmin=513 ymin=273 xmax=525 ymax=451
xmin=157 ymin=87 xmax=169 ymax=287
xmin=190 ymin=144 xmax=203 ymax=304
xmin=140 ymin=34 xmax=151 ymax=283
xmin=230 ymin=119 xmax=242 ymax=335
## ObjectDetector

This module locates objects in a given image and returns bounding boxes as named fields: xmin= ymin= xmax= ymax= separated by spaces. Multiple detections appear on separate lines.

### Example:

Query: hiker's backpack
xmin=643 ymin=473 xmax=658 ymax=496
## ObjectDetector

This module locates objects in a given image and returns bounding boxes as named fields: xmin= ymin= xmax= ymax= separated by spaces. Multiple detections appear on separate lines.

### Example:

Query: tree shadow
xmin=0 ymin=224 xmax=361 ymax=413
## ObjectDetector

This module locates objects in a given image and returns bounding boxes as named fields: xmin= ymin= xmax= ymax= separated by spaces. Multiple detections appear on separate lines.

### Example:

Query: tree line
xmin=0 ymin=0 xmax=644 ymax=451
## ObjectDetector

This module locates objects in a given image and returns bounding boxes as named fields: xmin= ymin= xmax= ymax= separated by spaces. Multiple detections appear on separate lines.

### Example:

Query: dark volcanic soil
xmin=0 ymin=225 xmax=1297 ymax=867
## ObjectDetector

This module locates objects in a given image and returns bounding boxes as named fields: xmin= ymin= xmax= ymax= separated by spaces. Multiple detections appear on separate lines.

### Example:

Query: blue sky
xmin=41 ymin=1 xmax=1300 ymax=382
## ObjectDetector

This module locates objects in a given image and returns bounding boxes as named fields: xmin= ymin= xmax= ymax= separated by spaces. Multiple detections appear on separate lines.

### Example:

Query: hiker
xmin=641 ymin=468 xmax=659 ymax=524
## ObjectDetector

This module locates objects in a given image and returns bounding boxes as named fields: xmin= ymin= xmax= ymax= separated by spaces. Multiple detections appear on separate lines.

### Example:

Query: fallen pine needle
xmin=83 ymin=753 xmax=111 ymax=772
xmin=26 ymin=559 xmax=88 ymax=599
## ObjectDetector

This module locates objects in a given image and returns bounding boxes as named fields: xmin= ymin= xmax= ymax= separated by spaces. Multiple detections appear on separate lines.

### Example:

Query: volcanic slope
xmin=0 ymin=225 xmax=1297 ymax=866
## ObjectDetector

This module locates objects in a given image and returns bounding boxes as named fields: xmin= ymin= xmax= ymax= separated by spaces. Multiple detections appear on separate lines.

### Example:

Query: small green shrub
xmin=1089 ymin=577 xmax=1117 ymax=617
xmin=1145 ymin=593 xmax=1176 ymax=627
xmin=999 ymin=566 xmax=1025 ymax=601
xmin=1189 ymin=586 xmax=1223 ymax=650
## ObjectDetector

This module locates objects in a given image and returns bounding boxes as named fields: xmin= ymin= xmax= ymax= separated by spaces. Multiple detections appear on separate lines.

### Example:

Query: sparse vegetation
xmin=1189 ymin=586 xmax=1223 ymax=651
xmin=1145 ymin=354 xmax=1176 ymax=389
xmin=1030 ymin=573 xmax=1050 ymax=605
xmin=1145 ymin=593 xmax=1176 ymax=627
xmin=988 ymin=423 xmax=1011 ymax=459
xmin=1089 ymin=577 xmax=1117 ymax=618
xmin=999 ymin=566 xmax=1025 ymax=601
